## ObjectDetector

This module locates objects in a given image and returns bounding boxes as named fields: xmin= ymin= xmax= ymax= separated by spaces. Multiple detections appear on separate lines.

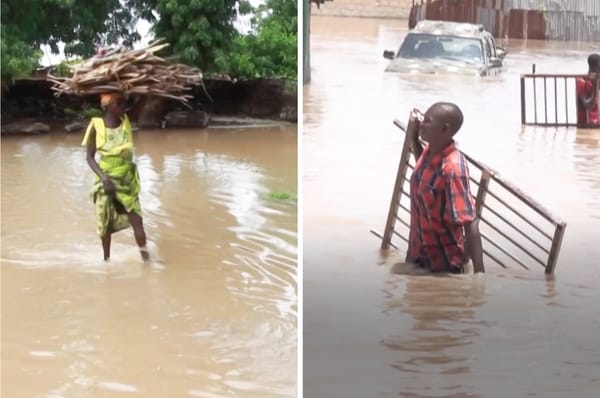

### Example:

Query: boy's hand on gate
xmin=407 ymin=109 xmax=422 ymax=141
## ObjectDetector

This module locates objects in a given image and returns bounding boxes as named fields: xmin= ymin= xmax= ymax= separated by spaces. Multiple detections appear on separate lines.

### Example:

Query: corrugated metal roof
xmin=545 ymin=10 xmax=600 ymax=40
xmin=507 ymin=0 xmax=600 ymax=15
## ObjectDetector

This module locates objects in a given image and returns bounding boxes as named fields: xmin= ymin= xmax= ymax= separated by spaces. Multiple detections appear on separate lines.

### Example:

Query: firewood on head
xmin=47 ymin=39 xmax=204 ymax=105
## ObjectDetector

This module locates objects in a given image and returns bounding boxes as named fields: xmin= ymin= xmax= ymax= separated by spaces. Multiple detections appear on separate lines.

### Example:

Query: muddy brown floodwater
xmin=304 ymin=16 xmax=600 ymax=398
xmin=1 ymin=126 xmax=297 ymax=397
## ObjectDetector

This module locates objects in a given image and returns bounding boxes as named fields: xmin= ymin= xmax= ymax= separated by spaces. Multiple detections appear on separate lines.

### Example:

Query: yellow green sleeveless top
xmin=81 ymin=115 xmax=134 ymax=157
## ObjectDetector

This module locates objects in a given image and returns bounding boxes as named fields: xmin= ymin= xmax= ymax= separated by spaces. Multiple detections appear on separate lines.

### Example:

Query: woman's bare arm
xmin=86 ymin=125 xmax=115 ymax=194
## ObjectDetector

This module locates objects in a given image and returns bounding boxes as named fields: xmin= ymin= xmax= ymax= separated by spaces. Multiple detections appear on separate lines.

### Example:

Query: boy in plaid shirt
xmin=405 ymin=102 xmax=484 ymax=273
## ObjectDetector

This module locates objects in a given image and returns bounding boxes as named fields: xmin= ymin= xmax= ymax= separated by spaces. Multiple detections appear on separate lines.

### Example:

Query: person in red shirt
xmin=405 ymin=102 xmax=484 ymax=274
xmin=576 ymin=53 xmax=600 ymax=128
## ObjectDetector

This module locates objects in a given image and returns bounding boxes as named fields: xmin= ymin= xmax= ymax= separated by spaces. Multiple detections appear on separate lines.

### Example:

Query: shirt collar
xmin=423 ymin=141 xmax=457 ymax=165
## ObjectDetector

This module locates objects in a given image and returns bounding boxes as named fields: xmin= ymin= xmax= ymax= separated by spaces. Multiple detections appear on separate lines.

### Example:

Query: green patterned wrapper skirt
xmin=92 ymin=154 xmax=142 ymax=237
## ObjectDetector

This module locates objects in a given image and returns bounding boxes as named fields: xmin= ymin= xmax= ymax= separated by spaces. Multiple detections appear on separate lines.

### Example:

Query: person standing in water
xmin=405 ymin=102 xmax=484 ymax=274
xmin=83 ymin=92 xmax=150 ymax=262
xmin=576 ymin=53 xmax=600 ymax=128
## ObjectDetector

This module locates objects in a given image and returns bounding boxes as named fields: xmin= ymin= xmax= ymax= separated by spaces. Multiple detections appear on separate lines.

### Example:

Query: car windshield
xmin=397 ymin=33 xmax=484 ymax=64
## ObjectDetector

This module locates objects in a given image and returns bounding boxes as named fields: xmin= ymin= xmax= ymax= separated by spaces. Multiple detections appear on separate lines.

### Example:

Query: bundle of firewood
xmin=47 ymin=39 xmax=204 ymax=104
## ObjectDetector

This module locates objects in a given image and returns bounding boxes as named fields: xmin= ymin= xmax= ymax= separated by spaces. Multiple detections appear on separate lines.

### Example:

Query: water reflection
xmin=382 ymin=272 xmax=486 ymax=397
xmin=573 ymin=129 xmax=600 ymax=201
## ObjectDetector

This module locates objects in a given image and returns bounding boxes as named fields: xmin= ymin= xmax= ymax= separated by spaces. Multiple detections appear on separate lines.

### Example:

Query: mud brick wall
xmin=1 ymin=78 xmax=297 ymax=124
xmin=311 ymin=0 xmax=413 ymax=19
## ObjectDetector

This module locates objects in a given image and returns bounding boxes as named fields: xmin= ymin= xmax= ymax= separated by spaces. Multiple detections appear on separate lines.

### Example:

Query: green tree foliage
xmin=151 ymin=0 xmax=252 ymax=71
xmin=1 ymin=26 xmax=42 ymax=85
xmin=215 ymin=0 xmax=297 ymax=80
xmin=1 ymin=0 xmax=154 ymax=85
xmin=1 ymin=0 xmax=297 ymax=86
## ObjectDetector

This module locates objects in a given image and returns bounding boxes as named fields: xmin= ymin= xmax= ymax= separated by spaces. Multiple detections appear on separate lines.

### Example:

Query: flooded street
xmin=1 ymin=126 xmax=297 ymax=397
xmin=304 ymin=16 xmax=600 ymax=398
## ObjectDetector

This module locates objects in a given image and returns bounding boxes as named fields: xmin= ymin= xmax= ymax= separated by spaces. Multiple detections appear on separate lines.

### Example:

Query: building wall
xmin=310 ymin=0 xmax=414 ymax=19
xmin=411 ymin=0 xmax=600 ymax=41
xmin=309 ymin=0 xmax=600 ymax=41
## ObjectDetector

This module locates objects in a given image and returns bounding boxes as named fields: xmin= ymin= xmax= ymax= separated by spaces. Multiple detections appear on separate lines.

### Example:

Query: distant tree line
xmin=1 ymin=0 xmax=297 ymax=87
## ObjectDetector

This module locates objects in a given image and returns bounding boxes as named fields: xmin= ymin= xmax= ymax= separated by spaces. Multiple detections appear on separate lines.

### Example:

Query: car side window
xmin=486 ymin=36 xmax=496 ymax=58
xmin=483 ymin=39 xmax=492 ymax=61
xmin=398 ymin=34 xmax=419 ymax=57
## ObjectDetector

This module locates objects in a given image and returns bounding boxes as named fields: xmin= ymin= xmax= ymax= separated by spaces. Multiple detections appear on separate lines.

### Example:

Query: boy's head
xmin=419 ymin=102 xmax=464 ymax=144
xmin=587 ymin=53 xmax=600 ymax=74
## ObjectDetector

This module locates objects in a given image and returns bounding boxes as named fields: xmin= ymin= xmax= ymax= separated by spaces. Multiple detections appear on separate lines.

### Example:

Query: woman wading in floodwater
xmin=83 ymin=92 xmax=150 ymax=262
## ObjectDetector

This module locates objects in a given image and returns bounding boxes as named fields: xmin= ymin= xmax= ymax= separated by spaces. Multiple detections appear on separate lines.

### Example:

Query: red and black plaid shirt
xmin=407 ymin=142 xmax=476 ymax=272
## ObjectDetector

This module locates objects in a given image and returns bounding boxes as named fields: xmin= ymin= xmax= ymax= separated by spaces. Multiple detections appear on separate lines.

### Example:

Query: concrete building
xmin=310 ymin=0 xmax=413 ymax=19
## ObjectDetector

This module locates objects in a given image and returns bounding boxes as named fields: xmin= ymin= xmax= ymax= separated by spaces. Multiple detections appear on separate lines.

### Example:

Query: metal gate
xmin=520 ymin=72 xmax=583 ymax=127
xmin=372 ymin=115 xmax=567 ymax=274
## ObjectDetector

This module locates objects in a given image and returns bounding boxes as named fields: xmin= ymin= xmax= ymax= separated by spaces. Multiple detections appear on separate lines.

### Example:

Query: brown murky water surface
xmin=304 ymin=16 xmax=600 ymax=398
xmin=1 ymin=126 xmax=297 ymax=397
